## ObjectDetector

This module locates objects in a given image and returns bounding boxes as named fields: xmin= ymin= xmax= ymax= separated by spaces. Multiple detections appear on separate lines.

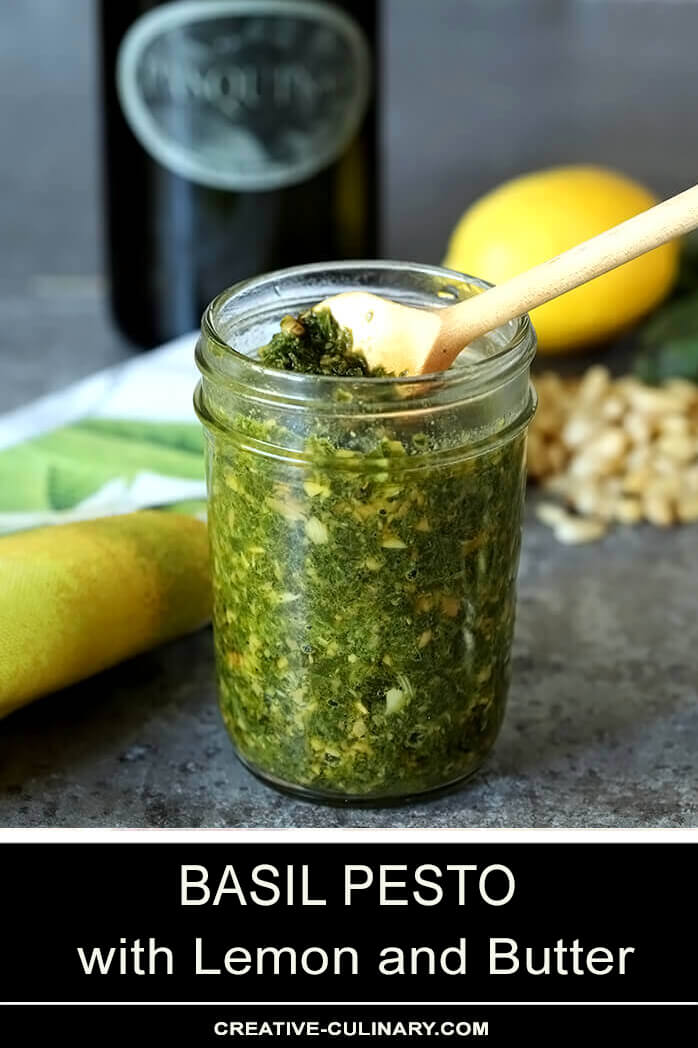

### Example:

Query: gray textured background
xmin=0 ymin=0 xmax=696 ymax=827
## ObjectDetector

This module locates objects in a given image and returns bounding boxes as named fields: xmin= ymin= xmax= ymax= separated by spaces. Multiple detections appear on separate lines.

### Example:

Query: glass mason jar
xmin=195 ymin=261 xmax=536 ymax=803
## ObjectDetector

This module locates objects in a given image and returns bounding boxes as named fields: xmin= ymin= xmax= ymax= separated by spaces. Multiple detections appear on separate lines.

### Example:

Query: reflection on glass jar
xmin=195 ymin=261 xmax=537 ymax=803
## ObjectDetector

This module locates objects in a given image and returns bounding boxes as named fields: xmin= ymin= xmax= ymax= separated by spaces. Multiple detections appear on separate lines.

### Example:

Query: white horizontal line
xmin=0 ymin=829 xmax=696 ymax=844
xmin=2 ymin=1002 xmax=696 ymax=1007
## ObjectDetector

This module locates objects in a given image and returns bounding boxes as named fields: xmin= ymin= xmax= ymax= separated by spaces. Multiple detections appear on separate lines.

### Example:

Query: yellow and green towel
xmin=0 ymin=333 xmax=212 ymax=714
xmin=0 ymin=512 xmax=211 ymax=718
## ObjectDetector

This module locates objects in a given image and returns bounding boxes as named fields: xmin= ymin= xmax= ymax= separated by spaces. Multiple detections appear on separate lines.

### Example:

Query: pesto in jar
xmin=260 ymin=308 xmax=390 ymax=377
xmin=206 ymin=309 xmax=527 ymax=799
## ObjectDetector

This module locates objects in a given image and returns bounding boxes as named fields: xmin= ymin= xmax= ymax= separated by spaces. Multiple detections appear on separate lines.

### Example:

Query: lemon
xmin=444 ymin=165 xmax=680 ymax=354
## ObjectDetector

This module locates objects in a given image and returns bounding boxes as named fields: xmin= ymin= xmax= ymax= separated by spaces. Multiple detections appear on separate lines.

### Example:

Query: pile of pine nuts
xmin=528 ymin=367 xmax=698 ymax=543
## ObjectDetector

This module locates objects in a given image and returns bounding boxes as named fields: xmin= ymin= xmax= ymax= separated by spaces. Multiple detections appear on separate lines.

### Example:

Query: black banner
xmin=0 ymin=843 xmax=695 ymax=1006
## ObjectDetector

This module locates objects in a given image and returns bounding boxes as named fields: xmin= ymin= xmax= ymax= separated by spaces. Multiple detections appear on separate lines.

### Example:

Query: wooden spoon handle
xmin=438 ymin=182 xmax=698 ymax=355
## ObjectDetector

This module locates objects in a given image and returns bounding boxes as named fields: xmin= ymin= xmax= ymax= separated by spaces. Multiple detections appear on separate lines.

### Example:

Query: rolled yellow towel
xmin=0 ymin=511 xmax=211 ymax=717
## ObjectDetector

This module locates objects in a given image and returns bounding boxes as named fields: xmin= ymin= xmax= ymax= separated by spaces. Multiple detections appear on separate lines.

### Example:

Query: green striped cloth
xmin=0 ymin=333 xmax=207 ymax=534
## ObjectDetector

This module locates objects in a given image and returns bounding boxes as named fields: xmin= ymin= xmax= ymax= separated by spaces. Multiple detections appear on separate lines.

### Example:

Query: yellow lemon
xmin=444 ymin=165 xmax=680 ymax=354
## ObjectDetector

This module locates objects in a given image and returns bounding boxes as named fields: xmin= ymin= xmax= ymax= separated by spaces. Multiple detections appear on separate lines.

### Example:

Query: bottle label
xmin=116 ymin=0 xmax=371 ymax=192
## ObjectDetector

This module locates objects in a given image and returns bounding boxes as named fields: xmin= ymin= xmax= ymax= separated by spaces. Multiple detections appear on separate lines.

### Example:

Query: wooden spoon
xmin=315 ymin=183 xmax=698 ymax=376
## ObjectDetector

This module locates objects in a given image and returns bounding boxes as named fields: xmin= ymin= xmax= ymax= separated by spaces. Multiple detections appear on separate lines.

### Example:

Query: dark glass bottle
xmin=99 ymin=0 xmax=379 ymax=347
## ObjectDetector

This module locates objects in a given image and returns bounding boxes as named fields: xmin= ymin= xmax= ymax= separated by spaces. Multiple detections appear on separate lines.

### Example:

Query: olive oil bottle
xmin=99 ymin=0 xmax=380 ymax=347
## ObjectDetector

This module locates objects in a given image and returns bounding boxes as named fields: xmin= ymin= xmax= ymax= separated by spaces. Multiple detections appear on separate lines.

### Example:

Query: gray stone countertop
xmin=0 ymin=0 xmax=696 ymax=827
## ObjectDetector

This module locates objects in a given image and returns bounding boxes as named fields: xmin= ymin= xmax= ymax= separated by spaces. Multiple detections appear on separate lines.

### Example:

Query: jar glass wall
xmin=195 ymin=261 xmax=536 ymax=803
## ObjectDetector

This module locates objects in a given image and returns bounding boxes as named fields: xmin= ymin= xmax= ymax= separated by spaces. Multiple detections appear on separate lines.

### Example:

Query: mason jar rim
xmin=196 ymin=260 xmax=536 ymax=412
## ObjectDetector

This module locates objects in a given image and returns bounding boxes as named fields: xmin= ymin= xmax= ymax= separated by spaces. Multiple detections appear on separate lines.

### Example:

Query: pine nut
xmin=613 ymin=497 xmax=643 ymax=525
xmin=601 ymin=395 xmax=625 ymax=421
xmin=536 ymin=502 xmax=572 ymax=528
xmin=683 ymin=466 xmax=698 ymax=491
xmin=530 ymin=370 xmax=697 ymax=543
xmin=627 ymin=386 xmax=684 ymax=415
xmin=622 ymin=467 xmax=652 ymax=494
xmin=643 ymin=494 xmax=675 ymax=527
xmin=677 ymin=494 xmax=698 ymax=523
xmin=569 ymin=483 xmax=608 ymax=518
xmin=658 ymin=415 xmax=691 ymax=437
xmin=624 ymin=412 xmax=654 ymax=446
xmin=646 ymin=474 xmax=681 ymax=500
xmin=656 ymin=435 xmax=696 ymax=463
xmin=579 ymin=365 xmax=611 ymax=403
xmin=547 ymin=441 xmax=568 ymax=473
xmin=554 ymin=517 xmax=608 ymax=544
xmin=562 ymin=414 xmax=597 ymax=448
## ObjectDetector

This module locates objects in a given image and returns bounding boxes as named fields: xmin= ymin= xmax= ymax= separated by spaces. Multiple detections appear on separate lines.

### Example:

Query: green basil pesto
xmin=207 ymin=309 xmax=526 ymax=798
xmin=260 ymin=309 xmax=391 ymax=377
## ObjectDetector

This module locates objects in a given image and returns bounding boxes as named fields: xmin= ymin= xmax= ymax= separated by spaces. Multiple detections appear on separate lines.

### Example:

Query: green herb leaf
xmin=634 ymin=335 xmax=698 ymax=384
